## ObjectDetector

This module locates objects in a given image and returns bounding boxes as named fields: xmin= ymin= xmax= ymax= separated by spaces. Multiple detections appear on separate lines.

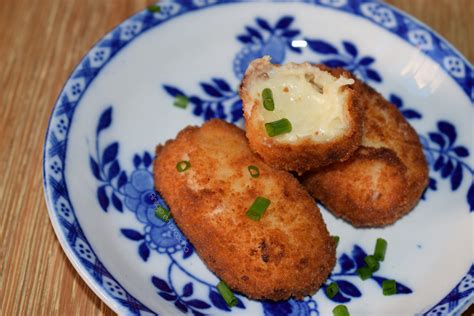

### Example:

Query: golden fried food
xmin=302 ymin=80 xmax=429 ymax=227
xmin=240 ymin=56 xmax=363 ymax=174
xmin=154 ymin=119 xmax=335 ymax=300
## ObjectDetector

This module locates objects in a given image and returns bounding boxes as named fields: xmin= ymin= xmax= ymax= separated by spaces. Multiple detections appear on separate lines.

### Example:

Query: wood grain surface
xmin=1 ymin=0 xmax=472 ymax=315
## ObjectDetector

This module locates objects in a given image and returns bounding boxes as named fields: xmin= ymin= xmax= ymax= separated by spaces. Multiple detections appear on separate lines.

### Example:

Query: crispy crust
xmin=240 ymin=58 xmax=363 ymax=174
xmin=154 ymin=119 xmax=336 ymax=301
xmin=302 ymin=80 xmax=429 ymax=227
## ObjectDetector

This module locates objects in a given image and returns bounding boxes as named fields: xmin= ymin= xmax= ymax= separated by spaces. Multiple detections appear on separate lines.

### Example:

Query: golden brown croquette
xmin=302 ymin=79 xmax=428 ymax=227
xmin=154 ymin=119 xmax=336 ymax=300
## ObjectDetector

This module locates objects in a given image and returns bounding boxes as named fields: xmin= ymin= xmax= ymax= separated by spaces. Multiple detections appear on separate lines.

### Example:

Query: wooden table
xmin=1 ymin=0 xmax=472 ymax=315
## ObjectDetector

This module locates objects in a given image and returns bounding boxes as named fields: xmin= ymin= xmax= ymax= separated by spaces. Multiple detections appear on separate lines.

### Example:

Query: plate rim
xmin=42 ymin=0 xmax=474 ymax=315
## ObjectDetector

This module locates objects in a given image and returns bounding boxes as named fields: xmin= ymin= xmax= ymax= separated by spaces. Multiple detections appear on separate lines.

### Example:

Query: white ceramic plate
xmin=43 ymin=1 xmax=473 ymax=315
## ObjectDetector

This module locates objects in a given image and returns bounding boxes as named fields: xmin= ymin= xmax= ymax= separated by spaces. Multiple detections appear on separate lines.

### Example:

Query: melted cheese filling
xmin=249 ymin=65 xmax=354 ymax=142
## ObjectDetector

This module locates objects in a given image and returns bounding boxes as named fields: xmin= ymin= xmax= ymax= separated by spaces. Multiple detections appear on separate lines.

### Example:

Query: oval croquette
xmin=302 ymin=80 xmax=429 ymax=227
xmin=154 ymin=119 xmax=336 ymax=300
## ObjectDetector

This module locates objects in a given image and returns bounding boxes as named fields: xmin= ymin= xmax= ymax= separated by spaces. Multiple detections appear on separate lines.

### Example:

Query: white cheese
xmin=249 ymin=64 xmax=354 ymax=142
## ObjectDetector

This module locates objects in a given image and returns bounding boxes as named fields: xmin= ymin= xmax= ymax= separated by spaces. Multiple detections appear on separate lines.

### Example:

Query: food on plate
xmin=302 ymin=79 xmax=429 ymax=227
xmin=240 ymin=56 xmax=363 ymax=174
xmin=154 ymin=119 xmax=336 ymax=300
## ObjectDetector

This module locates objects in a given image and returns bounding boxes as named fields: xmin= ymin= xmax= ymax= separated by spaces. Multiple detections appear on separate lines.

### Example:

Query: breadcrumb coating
xmin=154 ymin=119 xmax=336 ymax=300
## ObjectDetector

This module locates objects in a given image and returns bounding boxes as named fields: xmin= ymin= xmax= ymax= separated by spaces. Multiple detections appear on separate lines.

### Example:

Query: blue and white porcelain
xmin=43 ymin=1 xmax=473 ymax=315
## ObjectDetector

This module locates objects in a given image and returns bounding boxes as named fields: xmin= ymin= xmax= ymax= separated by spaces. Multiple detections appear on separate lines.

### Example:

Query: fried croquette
xmin=154 ymin=119 xmax=336 ymax=300
xmin=240 ymin=56 xmax=363 ymax=174
xmin=302 ymin=80 xmax=429 ymax=227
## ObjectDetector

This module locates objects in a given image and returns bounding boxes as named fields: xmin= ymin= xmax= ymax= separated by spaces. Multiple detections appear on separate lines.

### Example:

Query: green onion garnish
xmin=333 ymin=304 xmax=350 ymax=316
xmin=246 ymin=197 xmax=271 ymax=221
xmin=265 ymin=118 xmax=292 ymax=137
xmin=382 ymin=279 xmax=397 ymax=296
xmin=216 ymin=281 xmax=237 ymax=307
xmin=176 ymin=160 xmax=191 ymax=172
xmin=364 ymin=255 xmax=380 ymax=272
xmin=325 ymin=282 xmax=339 ymax=299
xmin=374 ymin=238 xmax=387 ymax=261
xmin=262 ymin=88 xmax=273 ymax=99
xmin=263 ymin=98 xmax=275 ymax=111
xmin=332 ymin=236 xmax=340 ymax=247
xmin=173 ymin=95 xmax=188 ymax=109
xmin=262 ymin=88 xmax=274 ymax=111
xmin=357 ymin=266 xmax=372 ymax=280
xmin=248 ymin=165 xmax=260 ymax=178
xmin=155 ymin=206 xmax=171 ymax=222
xmin=147 ymin=4 xmax=161 ymax=13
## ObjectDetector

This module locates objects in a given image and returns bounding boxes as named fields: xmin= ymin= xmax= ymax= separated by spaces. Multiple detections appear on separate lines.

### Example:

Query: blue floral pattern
xmin=263 ymin=297 xmax=318 ymax=316
xmin=423 ymin=265 xmax=474 ymax=315
xmin=162 ymin=16 xmax=303 ymax=123
xmin=420 ymin=121 xmax=473 ymax=211
xmin=324 ymin=245 xmax=411 ymax=303
xmin=163 ymin=79 xmax=241 ymax=122
xmin=151 ymin=272 xmax=246 ymax=314
xmin=390 ymin=93 xmax=422 ymax=120
xmin=305 ymin=38 xmax=382 ymax=83
xmin=43 ymin=1 xmax=473 ymax=315
xmin=89 ymin=107 xmax=192 ymax=262
xmin=233 ymin=16 xmax=302 ymax=78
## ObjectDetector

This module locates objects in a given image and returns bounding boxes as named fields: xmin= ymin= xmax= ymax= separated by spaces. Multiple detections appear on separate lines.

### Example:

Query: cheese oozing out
xmin=249 ymin=62 xmax=354 ymax=143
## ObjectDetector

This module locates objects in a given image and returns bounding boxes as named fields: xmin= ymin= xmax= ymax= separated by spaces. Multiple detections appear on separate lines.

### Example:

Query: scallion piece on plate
xmin=382 ymin=279 xmax=397 ymax=296
xmin=364 ymin=255 xmax=380 ymax=272
xmin=155 ymin=206 xmax=171 ymax=222
xmin=216 ymin=281 xmax=238 ymax=307
xmin=176 ymin=160 xmax=191 ymax=172
xmin=248 ymin=165 xmax=260 ymax=178
xmin=265 ymin=118 xmax=292 ymax=137
xmin=147 ymin=4 xmax=161 ymax=13
xmin=374 ymin=238 xmax=387 ymax=261
xmin=262 ymin=88 xmax=275 ymax=111
xmin=173 ymin=95 xmax=188 ymax=109
xmin=246 ymin=196 xmax=271 ymax=221
xmin=333 ymin=304 xmax=350 ymax=316
xmin=332 ymin=236 xmax=340 ymax=247
xmin=357 ymin=266 xmax=372 ymax=280
xmin=326 ymin=282 xmax=339 ymax=299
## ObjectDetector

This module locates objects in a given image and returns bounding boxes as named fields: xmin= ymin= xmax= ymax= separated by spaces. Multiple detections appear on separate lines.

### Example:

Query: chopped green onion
xmin=147 ymin=4 xmax=161 ymax=13
xmin=332 ymin=236 xmax=340 ymax=247
xmin=246 ymin=197 xmax=271 ymax=221
xmin=265 ymin=118 xmax=292 ymax=137
xmin=176 ymin=160 xmax=191 ymax=172
xmin=325 ymin=282 xmax=339 ymax=299
xmin=364 ymin=255 xmax=380 ymax=272
xmin=173 ymin=95 xmax=188 ymax=109
xmin=263 ymin=98 xmax=275 ymax=111
xmin=262 ymin=88 xmax=273 ymax=99
xmin=374 ymin=238 xmax=387 ymax=261
xmin=262 ymin=88 xmax=275 ymax=111
xmin=333 ymin=304 xmax=350 ymax=316
xmin=357 ymin=266 xmax=372 ymax=280
xmin=248 ymin=165 xmax=260 ymax=178
xmin=216 ymin=281 xmax=237 ymax=307
xmin=382 ymin=279 xmax=397 ymax=296
xmin=155 ymin=206 xmax=171 ymax=222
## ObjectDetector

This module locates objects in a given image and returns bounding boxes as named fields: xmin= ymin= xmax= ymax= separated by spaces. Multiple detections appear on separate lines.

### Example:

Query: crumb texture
xmin=154 ymin=119 xmax=336 ymax=300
